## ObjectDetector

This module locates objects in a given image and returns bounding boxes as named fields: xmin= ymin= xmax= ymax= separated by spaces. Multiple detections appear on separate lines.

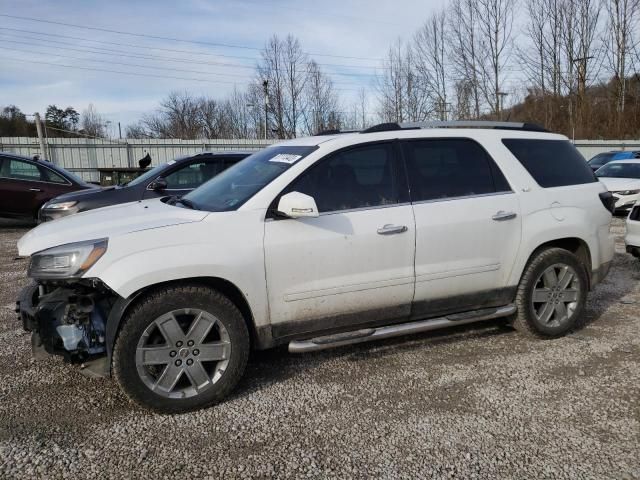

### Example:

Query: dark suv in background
xmin=39 ymin=151 xmax=252 ymax=221
xmin=0 ymin=153 xmax=96 ymax=221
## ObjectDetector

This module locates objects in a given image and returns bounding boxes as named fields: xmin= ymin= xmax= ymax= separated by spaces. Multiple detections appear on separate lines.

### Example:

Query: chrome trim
xmin=411 ymin=190 xmax=514 ymax=206
xmin=288 ymin=304 xmax=517 ymax=353
xmin=317 ymin=202 xmax=411 ymax=217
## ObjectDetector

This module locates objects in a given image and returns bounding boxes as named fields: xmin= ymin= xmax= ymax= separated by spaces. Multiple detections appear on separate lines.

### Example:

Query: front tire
xmin=112 ymin=285 xmax=249 ymax=413
xmin=513 ymin=248 xmax=589 ymax=338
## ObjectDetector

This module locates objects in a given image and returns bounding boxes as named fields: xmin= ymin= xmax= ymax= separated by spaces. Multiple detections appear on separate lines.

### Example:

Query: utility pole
xmin=262 ymin=80 xmax=269 ymax=140
xmin=497 ymin=92 xmax=509 ymax=120
xmin=34 ymin=112 xmax=47 ymax=159
xmin=118 ymin=122 xmax=122 ymax=139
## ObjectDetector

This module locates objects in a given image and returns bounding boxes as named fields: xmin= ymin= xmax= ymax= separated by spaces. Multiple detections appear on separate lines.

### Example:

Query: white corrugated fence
xmin=2 ymin=137 xmax=640 ymax=182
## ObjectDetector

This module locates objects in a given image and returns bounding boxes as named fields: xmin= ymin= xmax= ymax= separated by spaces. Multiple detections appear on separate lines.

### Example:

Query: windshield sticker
xmin=269 ymin=153 xmax=302 ymax=164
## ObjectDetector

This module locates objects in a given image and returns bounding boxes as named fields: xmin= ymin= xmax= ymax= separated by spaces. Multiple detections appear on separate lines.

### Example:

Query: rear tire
xmin=113 ymin=284 xmax=249 ymax=413
xmin=512 ymin=248 xmax=588 ymax=338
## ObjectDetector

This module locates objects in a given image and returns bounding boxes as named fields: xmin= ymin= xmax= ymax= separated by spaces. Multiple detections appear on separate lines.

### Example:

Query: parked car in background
xmin=626 ymin=203 xmax=640 ymax=259
xmin=594 ymin=159 xmax=640 ymax=213
xmin=588 ymin=150 xmax=640 ymax=172
xmin=0 ymin=152 xmax=96 ymax=221
xmin=39 ymin=151 xmax=252 ymax=221
xmin=17 ymin=121 xmax=614 ymax=413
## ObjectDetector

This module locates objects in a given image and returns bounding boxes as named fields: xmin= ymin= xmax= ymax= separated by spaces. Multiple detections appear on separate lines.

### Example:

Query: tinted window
xmin=402 ymin=139 xmax=508 ymax=202
xmin=286 ymin=143 xmax=398 ymax=213
xmin=503 ymin=139 xmax=596 ymax=188
xmin=164 ymin=160 xmax=224 ymax=189
xmin=588 ymin=152 xmax=616 ymax=168
xmin=41 ymin=168 xmax=68 ymax=184
xmin=3 ymin=159 xmax=43 ymax=181
xmin=184 ymin=146 xmax=317 ymax=212
xmin=595 ymin=162 xmax=640 ymax=179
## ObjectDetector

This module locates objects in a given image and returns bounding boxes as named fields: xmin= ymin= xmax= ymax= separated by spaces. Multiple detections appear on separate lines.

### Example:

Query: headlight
xmin=28 ymin=238 xmax=108 ymax=279
xmin=617 ymin=190 xmax=640 ymax=196
xmin=45 ymin=201 xmax=77 ymax=210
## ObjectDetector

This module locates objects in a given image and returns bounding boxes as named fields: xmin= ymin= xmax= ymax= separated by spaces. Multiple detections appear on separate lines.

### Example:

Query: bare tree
xmin=81 ymin=103 xmax=106 ymax=138
xmin=258 ymin=35 xmax=309 ymax=138
xmin=562 ymin=0 xmax=602 ymax=137
xmin=303 ymin=60 xmax=340 ymax=135
xmin=413 ymin=9 xmax=450 ymax=120
xmin=447 ymin=0 xmax=483 ymax=117
xmin=604 ymin=0 xmax=640 ymax=131
xmin=376 ymin=40 xmax=429 ymax=123
xmin=475 ymin=0 xmax=516 ymax=117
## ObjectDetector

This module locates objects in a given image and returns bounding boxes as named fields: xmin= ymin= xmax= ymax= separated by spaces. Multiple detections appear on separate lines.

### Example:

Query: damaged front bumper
xmin=17 ymin=281 xmax=116 ymax=378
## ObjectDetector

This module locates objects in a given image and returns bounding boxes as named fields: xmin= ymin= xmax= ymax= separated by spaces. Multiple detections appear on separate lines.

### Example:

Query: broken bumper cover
xmin=17 ymin=282 xmax=111 ymax=377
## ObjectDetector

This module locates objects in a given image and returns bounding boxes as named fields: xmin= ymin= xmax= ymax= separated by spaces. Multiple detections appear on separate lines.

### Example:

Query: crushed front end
xmin=17 ymin=279 xmax=117 ymax=377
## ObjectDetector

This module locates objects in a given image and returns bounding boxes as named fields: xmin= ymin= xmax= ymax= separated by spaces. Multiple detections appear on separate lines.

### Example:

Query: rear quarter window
xmin=502 ymin=139 xmax=596 ymax=188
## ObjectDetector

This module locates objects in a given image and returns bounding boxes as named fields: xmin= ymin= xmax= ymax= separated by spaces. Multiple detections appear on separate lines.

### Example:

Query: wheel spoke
xmin=554 ymin=301 xmax=568 ymax=320
xmin=156 ymin=314 xmax=184 ymax=345
xmin=562 ymin=289 xmax=579 ymax=302
xmin=532 ymin=288 xmax=551 ymax=302
xmin=140 ymin=346 xmax=173 ymax=365
xmin=184 ymin=361 xmax=210 ymax=390
xmin=186 ymin=312 xmax=214 ymax=344
xmin=557 ymin=266 xmax=574 ymax=290
xmin=197 ymin=341 xmax=231 ymax=361
xmin=542 ymin=268 xmax=559 ymax=288
xmin=154 ymin=364 xmax=182 ymax=392
xmin=538 ymin=301 xmax=555 ymax=323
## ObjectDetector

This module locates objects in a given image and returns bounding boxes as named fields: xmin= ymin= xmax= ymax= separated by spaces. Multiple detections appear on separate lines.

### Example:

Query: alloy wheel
xmin=135 ymin=308 xmax=231 ymax=399
xmin=531 ymin=263 xmax=581 ymax=328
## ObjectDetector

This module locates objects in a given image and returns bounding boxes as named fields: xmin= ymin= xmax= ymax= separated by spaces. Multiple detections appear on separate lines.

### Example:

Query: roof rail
xmin=360 ymin=120 xmax=549 ymax=134
xmin=316 ymin=128 xmax=360 ymax=136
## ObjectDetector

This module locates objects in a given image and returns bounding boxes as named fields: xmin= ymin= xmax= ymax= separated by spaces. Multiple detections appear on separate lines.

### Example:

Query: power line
xmin=0 ymin=55 xmax=251 ymax=85
xmin=0 ymin=45 xmax=366 ymax=89
xmin=0 ymin=27 xmax=384 ymax=70
xmin=0 ymin=13 xmax=383 ymax=61
xmin=0 ymin=37 xmax=381 ymax=79
xmin=0 ymin=55 xmax=365 ymax=92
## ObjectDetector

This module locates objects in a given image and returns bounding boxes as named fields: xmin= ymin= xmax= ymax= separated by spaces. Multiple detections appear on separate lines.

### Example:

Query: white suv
xmin=17 ymin=121 xmax=615 ymax=413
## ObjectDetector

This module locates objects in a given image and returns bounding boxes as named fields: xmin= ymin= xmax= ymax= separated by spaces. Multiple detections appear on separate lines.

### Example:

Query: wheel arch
xmin=519 ymin=237 xmax=593 ymax=289
xmin=105 ymin=276 xmax=265 ymax=364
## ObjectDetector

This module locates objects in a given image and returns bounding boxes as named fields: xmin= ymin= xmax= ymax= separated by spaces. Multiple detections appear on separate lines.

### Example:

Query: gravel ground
xmin=0 ymin=217 xmax=638 ymax=479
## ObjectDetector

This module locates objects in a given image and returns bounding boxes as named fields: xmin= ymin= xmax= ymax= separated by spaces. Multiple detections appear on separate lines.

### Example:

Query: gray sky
xmin=0 ymin=0 xmax=446 ymax=131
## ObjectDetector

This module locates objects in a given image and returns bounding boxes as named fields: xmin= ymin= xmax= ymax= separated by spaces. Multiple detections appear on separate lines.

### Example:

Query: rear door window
xmin=4 ymin=159 xmax=44 ymax=181
xmin=401 ymin=138 xmax=510 ymax=202
xmin=503 ymin=139 xmax=596 ymax=188
xmin=164 ymin=161 xmax=215 ymax=189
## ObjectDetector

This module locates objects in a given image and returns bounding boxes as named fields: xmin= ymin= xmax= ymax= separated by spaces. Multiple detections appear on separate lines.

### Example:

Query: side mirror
xmin=277 ymin=191 xmax=319 ymax=218
xmin=149 ymin=177 xmax=168 ymax=191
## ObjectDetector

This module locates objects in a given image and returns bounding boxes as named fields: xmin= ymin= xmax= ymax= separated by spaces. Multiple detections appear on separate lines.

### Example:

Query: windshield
xmin=126 ymin=163 xmax=167 ymax=187
xmin=596 ymin=162 xmax=640 ymax=179
xmin=588 ymin=153 xmax=615 ymax=168
xmin=183 ymin=145 xmax=317 ymax=211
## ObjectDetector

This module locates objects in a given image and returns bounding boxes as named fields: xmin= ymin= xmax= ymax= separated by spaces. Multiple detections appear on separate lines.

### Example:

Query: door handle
xmin=492 ymin=211 xmax=517 ymax=221
xmin=377 ymin=224 xmax=408 ymax=235
xmin=28 ymin=188 xmax=42 ymax=192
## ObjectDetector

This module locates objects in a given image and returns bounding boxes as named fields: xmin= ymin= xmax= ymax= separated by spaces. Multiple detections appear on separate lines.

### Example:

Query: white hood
xmin=17 ymin=198 xmax=208 ymax=256
xmin=598 ymin=177 xmax=640 ymax=192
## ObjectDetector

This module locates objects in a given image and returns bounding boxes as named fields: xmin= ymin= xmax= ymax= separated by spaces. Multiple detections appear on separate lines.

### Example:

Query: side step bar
xmin=288 ymin=304 xmax=516 ymax=353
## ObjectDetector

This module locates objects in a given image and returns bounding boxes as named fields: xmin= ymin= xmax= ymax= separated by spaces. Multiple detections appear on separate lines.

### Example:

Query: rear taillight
xmin=599 ymin=191 xmax=616 ymax=213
